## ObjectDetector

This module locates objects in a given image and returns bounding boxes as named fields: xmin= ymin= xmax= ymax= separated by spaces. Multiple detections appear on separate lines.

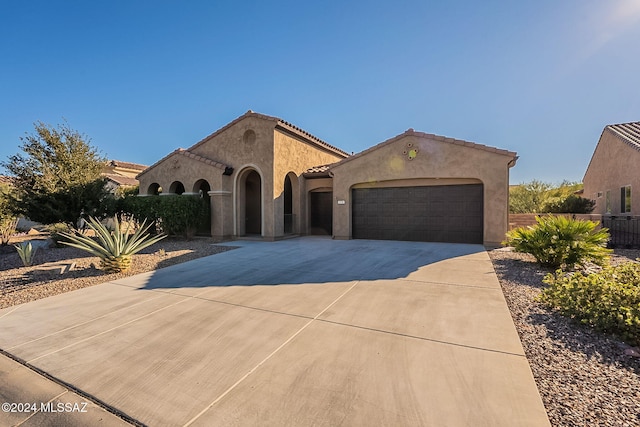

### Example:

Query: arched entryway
xmin=236 ymin=168 xmax=263 ymax=236
xmin=283 ymin=172 xmax=299 ymax=234
xmin=284 ymin=175 xmax=293 ymax=234
xmin=193 ymin=179 xmax=212 ymax=236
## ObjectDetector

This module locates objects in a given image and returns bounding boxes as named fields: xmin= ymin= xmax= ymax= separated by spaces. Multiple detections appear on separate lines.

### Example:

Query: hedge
xmin=117 ymin=195 xmax=209 ymax=238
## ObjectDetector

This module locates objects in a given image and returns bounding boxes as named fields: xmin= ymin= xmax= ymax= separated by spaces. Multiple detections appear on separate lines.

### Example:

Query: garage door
xmin=352 ymin=184 xmax=483 ymax=243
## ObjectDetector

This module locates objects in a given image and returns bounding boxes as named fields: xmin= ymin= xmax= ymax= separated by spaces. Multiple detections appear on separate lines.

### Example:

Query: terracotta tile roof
xmin=273 ymin=117 xmax=350 ymax=158
xmin=189 ymin=110 xmax=350 ymax=158
xmin=606 ymin=122 xmax=640 ymax=150
xmin=330 ymin=129 xmax=518 ymax=169
xmin=103 ymin=173 xmax=139 ymax=187
xmin=137 ymin=148 xmax=230 ymax=178
xmin=302 ymin=163 xmax=337 ymax=178
xmin=107 ymin=160 xmax=147 ymax=171
xmin=175 ymin=148 xmax=230 ymax=169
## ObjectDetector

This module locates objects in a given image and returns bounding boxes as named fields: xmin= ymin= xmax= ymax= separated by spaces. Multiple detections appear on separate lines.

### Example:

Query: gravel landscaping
xmin=0 ymin=235 xmax=236 ymax=309
xmin=489 ymin=248 xmax=640 ymax=427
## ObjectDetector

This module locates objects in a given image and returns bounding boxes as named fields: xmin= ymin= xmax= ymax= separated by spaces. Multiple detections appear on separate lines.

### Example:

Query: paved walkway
xmin=0 ymin=237 xmax=550 ymax=426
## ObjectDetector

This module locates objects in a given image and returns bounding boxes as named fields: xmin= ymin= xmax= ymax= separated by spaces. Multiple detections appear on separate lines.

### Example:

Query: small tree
xmin=1 ymin=121 xmax=108 ymax=225
xmin=509 ymin=180 xmax=553 ymax=213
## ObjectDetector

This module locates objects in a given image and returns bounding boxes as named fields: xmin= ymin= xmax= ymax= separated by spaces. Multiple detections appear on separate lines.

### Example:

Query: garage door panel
xmin=352 ymin=184 xmax=483 ymax=244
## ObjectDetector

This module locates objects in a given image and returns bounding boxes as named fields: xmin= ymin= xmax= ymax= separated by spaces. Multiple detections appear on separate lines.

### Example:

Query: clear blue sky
xmin=1 ymin=0 xmax=639 ymax=184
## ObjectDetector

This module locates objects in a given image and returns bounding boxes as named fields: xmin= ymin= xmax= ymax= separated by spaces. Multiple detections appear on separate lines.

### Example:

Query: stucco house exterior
xmin=137 ymin=111 xmax=517 ymax=246
xmin=583 ymin=122 xmax=640 ymax=216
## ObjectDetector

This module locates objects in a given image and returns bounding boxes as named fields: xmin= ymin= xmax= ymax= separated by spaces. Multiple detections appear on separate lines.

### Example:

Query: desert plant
xmin=504 ymin=215 xmax=612 ymax=269
xmin=540 ymin=262 xmax=640 ymax=345
xmin=58 ymin=216 xmax=166 ymax=273
xmin=14 ymin=241 xmax=38 ymax=266
xmin=47 ymin=222 xmax=73 ymax=247
xmin=0 ymin=217 xmax=18 ymax=245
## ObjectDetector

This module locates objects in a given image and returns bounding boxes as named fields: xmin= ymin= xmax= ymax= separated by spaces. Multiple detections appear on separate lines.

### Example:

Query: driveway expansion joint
xmin=181 ymin=279 xmax=361 ymax=427
xmin=315 ymin=319 xmax=526 ymax=357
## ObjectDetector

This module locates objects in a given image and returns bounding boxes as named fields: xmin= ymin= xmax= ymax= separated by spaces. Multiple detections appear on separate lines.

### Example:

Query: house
xmin=137 ymin=111 xmax=517 ymax=246
xmin=583 ymin=122 xmax=640 ymax=216
xmin=102 ymin=160 xmax=147 ymax=192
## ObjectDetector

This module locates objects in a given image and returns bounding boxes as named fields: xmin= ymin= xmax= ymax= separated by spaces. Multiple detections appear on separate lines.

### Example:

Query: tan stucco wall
xmin=138 ymin=115 xmax=347 ymax=240
xmin=583 ymin=129 xmax=640 ymax=215
xmin=330 ymin=134 xmax=514 ymax=246
xmin=189 ymin=116 xmax=277 ymax=238
xmin=137 ymin=153 xmax=225 ymax=196
xmin=273 ymin=129 xmax=345 ymax=236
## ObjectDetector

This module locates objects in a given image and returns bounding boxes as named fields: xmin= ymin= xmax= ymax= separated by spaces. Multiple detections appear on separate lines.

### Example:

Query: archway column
xmin=208 ymin=190 xmax=233 ymax=241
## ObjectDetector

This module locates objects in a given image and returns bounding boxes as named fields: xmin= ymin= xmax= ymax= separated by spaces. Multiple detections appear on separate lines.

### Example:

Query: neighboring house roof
xmin=606 ymin=122 xmax=640 ymax=150
xmin=188 ymin=110 xmax=350 ymax=158
xmin=582 ymin=121 xmax=640 ymax=182
xmin=107 ymin=160 xmax=147 ymax=172
xmin=329 ymin=128 xmax=518 ymax=169
xmin=137 ymin=148 xmax=231 ymax=179
xmin=103 ymin=173 xmax=139 ymax=187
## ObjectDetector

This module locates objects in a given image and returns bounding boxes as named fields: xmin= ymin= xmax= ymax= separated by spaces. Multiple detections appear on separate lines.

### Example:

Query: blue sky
xmin=1 ymin=0 xmax=639 ymax=184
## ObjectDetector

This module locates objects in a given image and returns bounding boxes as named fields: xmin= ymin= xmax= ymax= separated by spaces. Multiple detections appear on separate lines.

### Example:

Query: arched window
xmin=169 ymin=181 xmax=185 ymax=195
xmin=147 ymin=183 xmax=162 ymax=195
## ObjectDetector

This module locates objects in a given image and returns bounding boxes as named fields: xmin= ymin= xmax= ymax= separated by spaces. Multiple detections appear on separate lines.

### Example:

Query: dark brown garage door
xmin=352 ymin=184 xmax=483 ymax=243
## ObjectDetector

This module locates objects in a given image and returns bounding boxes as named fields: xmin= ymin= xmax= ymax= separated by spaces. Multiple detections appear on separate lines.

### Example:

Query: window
xmin=620 ymin=185 xmax=632 ymax=214
xmin=605 ymin=190 xmax=611 ymax=214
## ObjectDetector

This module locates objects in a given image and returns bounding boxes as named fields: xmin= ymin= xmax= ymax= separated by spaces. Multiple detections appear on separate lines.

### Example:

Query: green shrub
xmin=118 ymin=195 xmax=209 ymax=238
xmin=540 ymin=262 xmax=640 ymax=345
xmin=47 ymin=222 xmax=73 ymax=247
xmin=504 ymin=215 xmax=611 ymax=269
xmin=544 ymin=194 xmax=596 ymax=214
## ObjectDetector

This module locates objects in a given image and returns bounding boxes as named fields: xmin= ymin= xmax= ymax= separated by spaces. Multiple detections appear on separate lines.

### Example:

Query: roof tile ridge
xmin=177 ymin=149 xmax=229 ymax=169
xmin=605 ymin=125 xmax=640 ymax=151
xmin=275 ymin=119 xmax=350 ymax=157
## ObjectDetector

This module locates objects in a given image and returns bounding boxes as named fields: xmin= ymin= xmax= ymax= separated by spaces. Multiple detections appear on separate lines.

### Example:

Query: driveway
xmin=0 ymin=237 xmax=550 ymax=426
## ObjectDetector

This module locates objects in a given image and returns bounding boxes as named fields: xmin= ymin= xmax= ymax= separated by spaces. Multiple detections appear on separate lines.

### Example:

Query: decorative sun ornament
xmin=403 ymin=142 xmax=418 ymax=160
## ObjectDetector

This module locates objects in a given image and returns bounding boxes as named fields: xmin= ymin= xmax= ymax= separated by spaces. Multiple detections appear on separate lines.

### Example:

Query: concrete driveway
xmin=0 ymin=237 xmax=550 ymax=426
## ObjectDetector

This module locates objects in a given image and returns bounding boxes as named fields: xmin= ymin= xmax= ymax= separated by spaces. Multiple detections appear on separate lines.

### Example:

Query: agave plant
xmin=14 ymin=241 xmax=38 ymax=267
xmin=59 ymin=216 xmax=166 ymax=273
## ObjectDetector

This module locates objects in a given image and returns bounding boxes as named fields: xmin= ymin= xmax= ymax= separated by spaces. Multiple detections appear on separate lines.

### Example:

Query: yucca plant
xmin=504 ymin=215 xmax=611 ymax=269
xmin=14 ymin=241 xmax=38 ymax=267
xmin=59 ymin=216 xmax=166 ymax=273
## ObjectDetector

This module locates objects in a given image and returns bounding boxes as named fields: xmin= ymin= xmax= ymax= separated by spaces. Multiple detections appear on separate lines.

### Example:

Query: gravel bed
xmin=0 ymin=237 xmax=237 ymax=310
xmin=488 ymin=248 xmax=640 ymax=427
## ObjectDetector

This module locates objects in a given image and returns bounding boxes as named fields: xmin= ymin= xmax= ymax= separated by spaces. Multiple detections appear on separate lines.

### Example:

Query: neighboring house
xmin=583 ymin=122 xmax=640 ymax=216
xmin=138 ymin=111 xmax=517 ymax=246
xmin=102 ymin=160 xmax=147 ymax=192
